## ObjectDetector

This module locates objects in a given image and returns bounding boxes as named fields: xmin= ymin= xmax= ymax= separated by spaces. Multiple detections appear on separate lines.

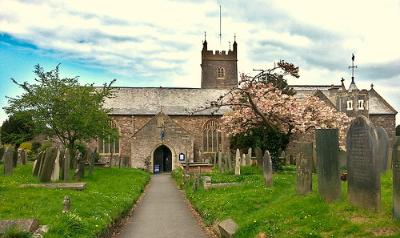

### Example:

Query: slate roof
xmin=104 ymin=87 xmax=230 ymax=116
xmin=104 ymin=85 xmax=396 ymax=116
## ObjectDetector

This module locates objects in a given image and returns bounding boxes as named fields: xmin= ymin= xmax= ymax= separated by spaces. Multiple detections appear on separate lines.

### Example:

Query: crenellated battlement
xmin=202 ymin=49 xmax=237 ymax=60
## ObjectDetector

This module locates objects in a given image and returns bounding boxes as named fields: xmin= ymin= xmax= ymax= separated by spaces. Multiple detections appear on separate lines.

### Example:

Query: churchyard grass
xmin=0 ymin=163 xmax=150 ymax=237
xmin=177 ymin=166 xmax=400 ymax=237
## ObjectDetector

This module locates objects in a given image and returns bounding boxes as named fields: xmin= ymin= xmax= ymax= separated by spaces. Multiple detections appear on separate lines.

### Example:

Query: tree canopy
xmin=4 ymin=64 xmax=117 ymax=157
xmin=0 ymin=111 xmax=35 ymax=146
xmin=195 ymin=60 xmax=350 ymax=154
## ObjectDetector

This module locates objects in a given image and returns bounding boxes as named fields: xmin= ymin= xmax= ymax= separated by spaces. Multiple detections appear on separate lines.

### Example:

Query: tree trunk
xmin=68 ymin=142 xmax=76 ymax=170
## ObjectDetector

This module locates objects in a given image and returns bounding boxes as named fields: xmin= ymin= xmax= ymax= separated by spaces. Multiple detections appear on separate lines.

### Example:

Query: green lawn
xmin=0 ymin=163 xmax=150 ymax=238
xmin=174 ymin=166 xmax=400 ymax=238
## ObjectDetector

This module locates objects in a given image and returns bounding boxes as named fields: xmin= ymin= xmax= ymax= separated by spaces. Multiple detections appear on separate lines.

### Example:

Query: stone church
xmin=94 ymin=38 xmax=397 ymax=173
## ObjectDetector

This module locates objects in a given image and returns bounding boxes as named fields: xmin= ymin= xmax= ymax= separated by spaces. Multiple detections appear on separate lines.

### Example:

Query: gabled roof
xmin=103 ymin=87 xmax=230 ymax=116
xmin=368 ymin=88 xmax=398 ymax=115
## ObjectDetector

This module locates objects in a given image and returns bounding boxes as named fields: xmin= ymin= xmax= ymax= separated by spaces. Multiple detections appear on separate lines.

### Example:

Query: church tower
xmin=200 ymin=38 xmax=238 ymax=89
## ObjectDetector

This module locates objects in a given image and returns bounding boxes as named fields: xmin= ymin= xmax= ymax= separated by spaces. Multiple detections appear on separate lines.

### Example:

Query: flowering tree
xmin=196 ymin=61 xmax=350 ymax=155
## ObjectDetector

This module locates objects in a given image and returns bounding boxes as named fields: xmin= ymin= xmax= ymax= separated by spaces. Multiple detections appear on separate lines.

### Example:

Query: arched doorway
xmin=153 ymin=145 xmax=172 ymax=173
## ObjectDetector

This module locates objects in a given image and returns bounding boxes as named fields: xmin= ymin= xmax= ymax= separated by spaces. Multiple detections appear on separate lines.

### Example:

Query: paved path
xmin=117 ymin=173 xmax=208 ymax=238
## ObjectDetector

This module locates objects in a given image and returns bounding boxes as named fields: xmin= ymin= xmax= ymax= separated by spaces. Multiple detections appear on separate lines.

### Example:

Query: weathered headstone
xmin=255 ymin=147 xmax=263 ymax=166
xmin=263 ymin=150 xmax=273 ymax=186
xmin=296 ymin=152 xmax=312 ymax=195
xmin=203 ymin=176 xmax=212 ymax=190
xmin=218 ymin=218 xmax=238 ymax=238
xmin=0 ymin=146 xmax=4 ymax=162
xmin=51 ymin=149 xmax=61 ymax=182
xmin=3 ymin=148 xmax=14 ymax=176
xmin=227 ymin=150 xmax=232 ymax=171
xmin=316 ymin=128 xmax=341 ymax=202
xmin=59 ymin=149 xmax=65 ymax=180
xmin=63 ymin=196 xmax=71 ymax=213
xmin=39 ymin=147 xmax=58 ymax=183
xmin=75 ymin=152 xmax=85 ymax=181
xmin=88 ymin=149 xmax=96 ymax=177
xmin=218 ymin=151 xmax=223 ymax=172
xmin=279 ymin=150 xmax=286 ymax=166
xmin=392 ymin=136 xmax=400 ymax=219
xmin=64 ymin=149 xmax=70 ymax=181
xmin=235 ymin=149 xmax=240 ymax=176
xmin=20 ymin=150 xmax=26 ymax=165
xmin=32 ymin=151 xmax=44 ymax=176
xmin=241 ymin=153 xmax=246 ymax=166
xmin=376 ymin=127 xmax=390 ymax=172
xmin=347 ymin=116 xmax=380 ymax=210
xmin=12 ymin=146 xmax=18 ymax=167
xmin=246 ymin=148 xmax=252 ymax=165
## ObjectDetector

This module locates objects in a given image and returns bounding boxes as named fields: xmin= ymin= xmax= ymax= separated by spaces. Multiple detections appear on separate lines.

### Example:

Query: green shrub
xmin=19 ymin=142 xmax=32 ymax=151
xmin=40 ymin=141 xmax=52 ymax=151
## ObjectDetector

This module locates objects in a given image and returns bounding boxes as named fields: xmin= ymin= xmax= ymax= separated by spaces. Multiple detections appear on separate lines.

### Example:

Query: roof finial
xmin=371 ymin=83 xmax=374 ymax=89
xmin=348 ymin=53 xmax=358 ymax=83
xmin=219 ymin=5 xmax=222 ymax=48
xmin=204 ymin=31 xmax=207 ymax=42
xmin=228 ymin=41 xmax=231 ymax=51
xmin=341 ymin=77 xmax=345 ymax=86
xmin=234 ymin=33 xmax=236 ymax=42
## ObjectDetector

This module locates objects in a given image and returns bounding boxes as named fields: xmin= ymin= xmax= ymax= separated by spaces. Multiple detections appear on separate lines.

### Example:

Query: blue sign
xmin=179 ymin=153 xmax=185 ymax=161
xmin=154 ymin=164 xmax=160 ymax=173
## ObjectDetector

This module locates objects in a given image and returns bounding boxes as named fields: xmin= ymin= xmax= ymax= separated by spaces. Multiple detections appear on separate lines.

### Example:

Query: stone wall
xmin=88 ymin=114 xmax=228 ymax=169
xmin=369 ymin=114 xmax=396 ymax=144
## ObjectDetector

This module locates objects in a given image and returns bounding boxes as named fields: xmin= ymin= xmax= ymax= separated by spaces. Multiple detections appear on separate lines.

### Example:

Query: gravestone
xmin=12 ymin=146 xmax=18 ymax=167
xmin=32 ymin=151 xmax=44 ymax=176
xmin=39 ymin=147 xmax=58 ymax=182
xmin=279 ymin=150 xmax=286 ymax=166
xmin=263 ymin=150 xmax=273 ymax=186
xmin=241 ymin=153 xmax=246 ymax=166
xmin=51 ymin=149 xmax=61 ymax=182
xmin=227 ymin=150 xmax=232 ymax=171
xmin=64 ymin=150 xmax=70 ymax=181
xmin=3 ymin=148 xmax=14 ymax=176
xmin=59 ymin=149 xmax=65 ymax=180
xmin=0 ymin=146 xmax=4 ymax=162
xmin=347 ymin=116 xmax=380 ymax=210
xmin=218 ymin=151 xmax=223 ymax=172
xmin=235 ymin=149 xmax=240 ymax=176
xmin=88 ymin=149 xmax=96 ymax=177
xmin=376 ymin=127 xmax=390 ymax=172
xmin=75 ymin=152 xmax=85 ymax=181
xmin=246 ymin=148 xmax=252 ymax=165
xmin=280 ymin=150 xmax=286 ymax=165
xmin=20 ymin=150 xmax=26 ymax=165
xmin=392 ymin=136 xmax=400 ymax=219
xmin=296 ymin=152 xmax=312 ymax=195
xmin=255 ymin=147 xmax=263 ymax=167
xmin=316 ymin=128 xmax=341 ymax=202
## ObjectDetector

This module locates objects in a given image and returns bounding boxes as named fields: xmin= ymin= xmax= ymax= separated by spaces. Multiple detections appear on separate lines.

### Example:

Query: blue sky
xmin=0 ymin=0 xmax=399 ymax=124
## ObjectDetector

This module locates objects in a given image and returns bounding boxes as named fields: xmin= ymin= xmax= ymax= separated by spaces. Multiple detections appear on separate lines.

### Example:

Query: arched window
xmin=98 ymin=121 xmax=120 ymax=154
xmin=203 ymin=120 xmax=222 ymax=153
xmin=217 ymin=67 xmax=225 ymax=78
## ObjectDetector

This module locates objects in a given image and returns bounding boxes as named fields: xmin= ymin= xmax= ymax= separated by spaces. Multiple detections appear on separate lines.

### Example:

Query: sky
xmin=0 ymin=0 xmax=399 ymax=124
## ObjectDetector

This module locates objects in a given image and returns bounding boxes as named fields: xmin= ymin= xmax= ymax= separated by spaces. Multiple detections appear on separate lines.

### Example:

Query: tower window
xmin=346 ymin=100 xmax=353 ymax=110
xmin=358 ymin=100 xmax=364 ymax=110
xmin=217 ymin=67 xmax=225 ymax=78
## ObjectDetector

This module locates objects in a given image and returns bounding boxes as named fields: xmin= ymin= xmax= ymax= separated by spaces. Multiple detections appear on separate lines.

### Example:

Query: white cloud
xmin=0 ymin=0 xmax=399 ymax=123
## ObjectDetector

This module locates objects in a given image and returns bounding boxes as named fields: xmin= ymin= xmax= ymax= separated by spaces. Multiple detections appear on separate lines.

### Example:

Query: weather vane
xmin=348 ymin=53 xmax=358 ymax=83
